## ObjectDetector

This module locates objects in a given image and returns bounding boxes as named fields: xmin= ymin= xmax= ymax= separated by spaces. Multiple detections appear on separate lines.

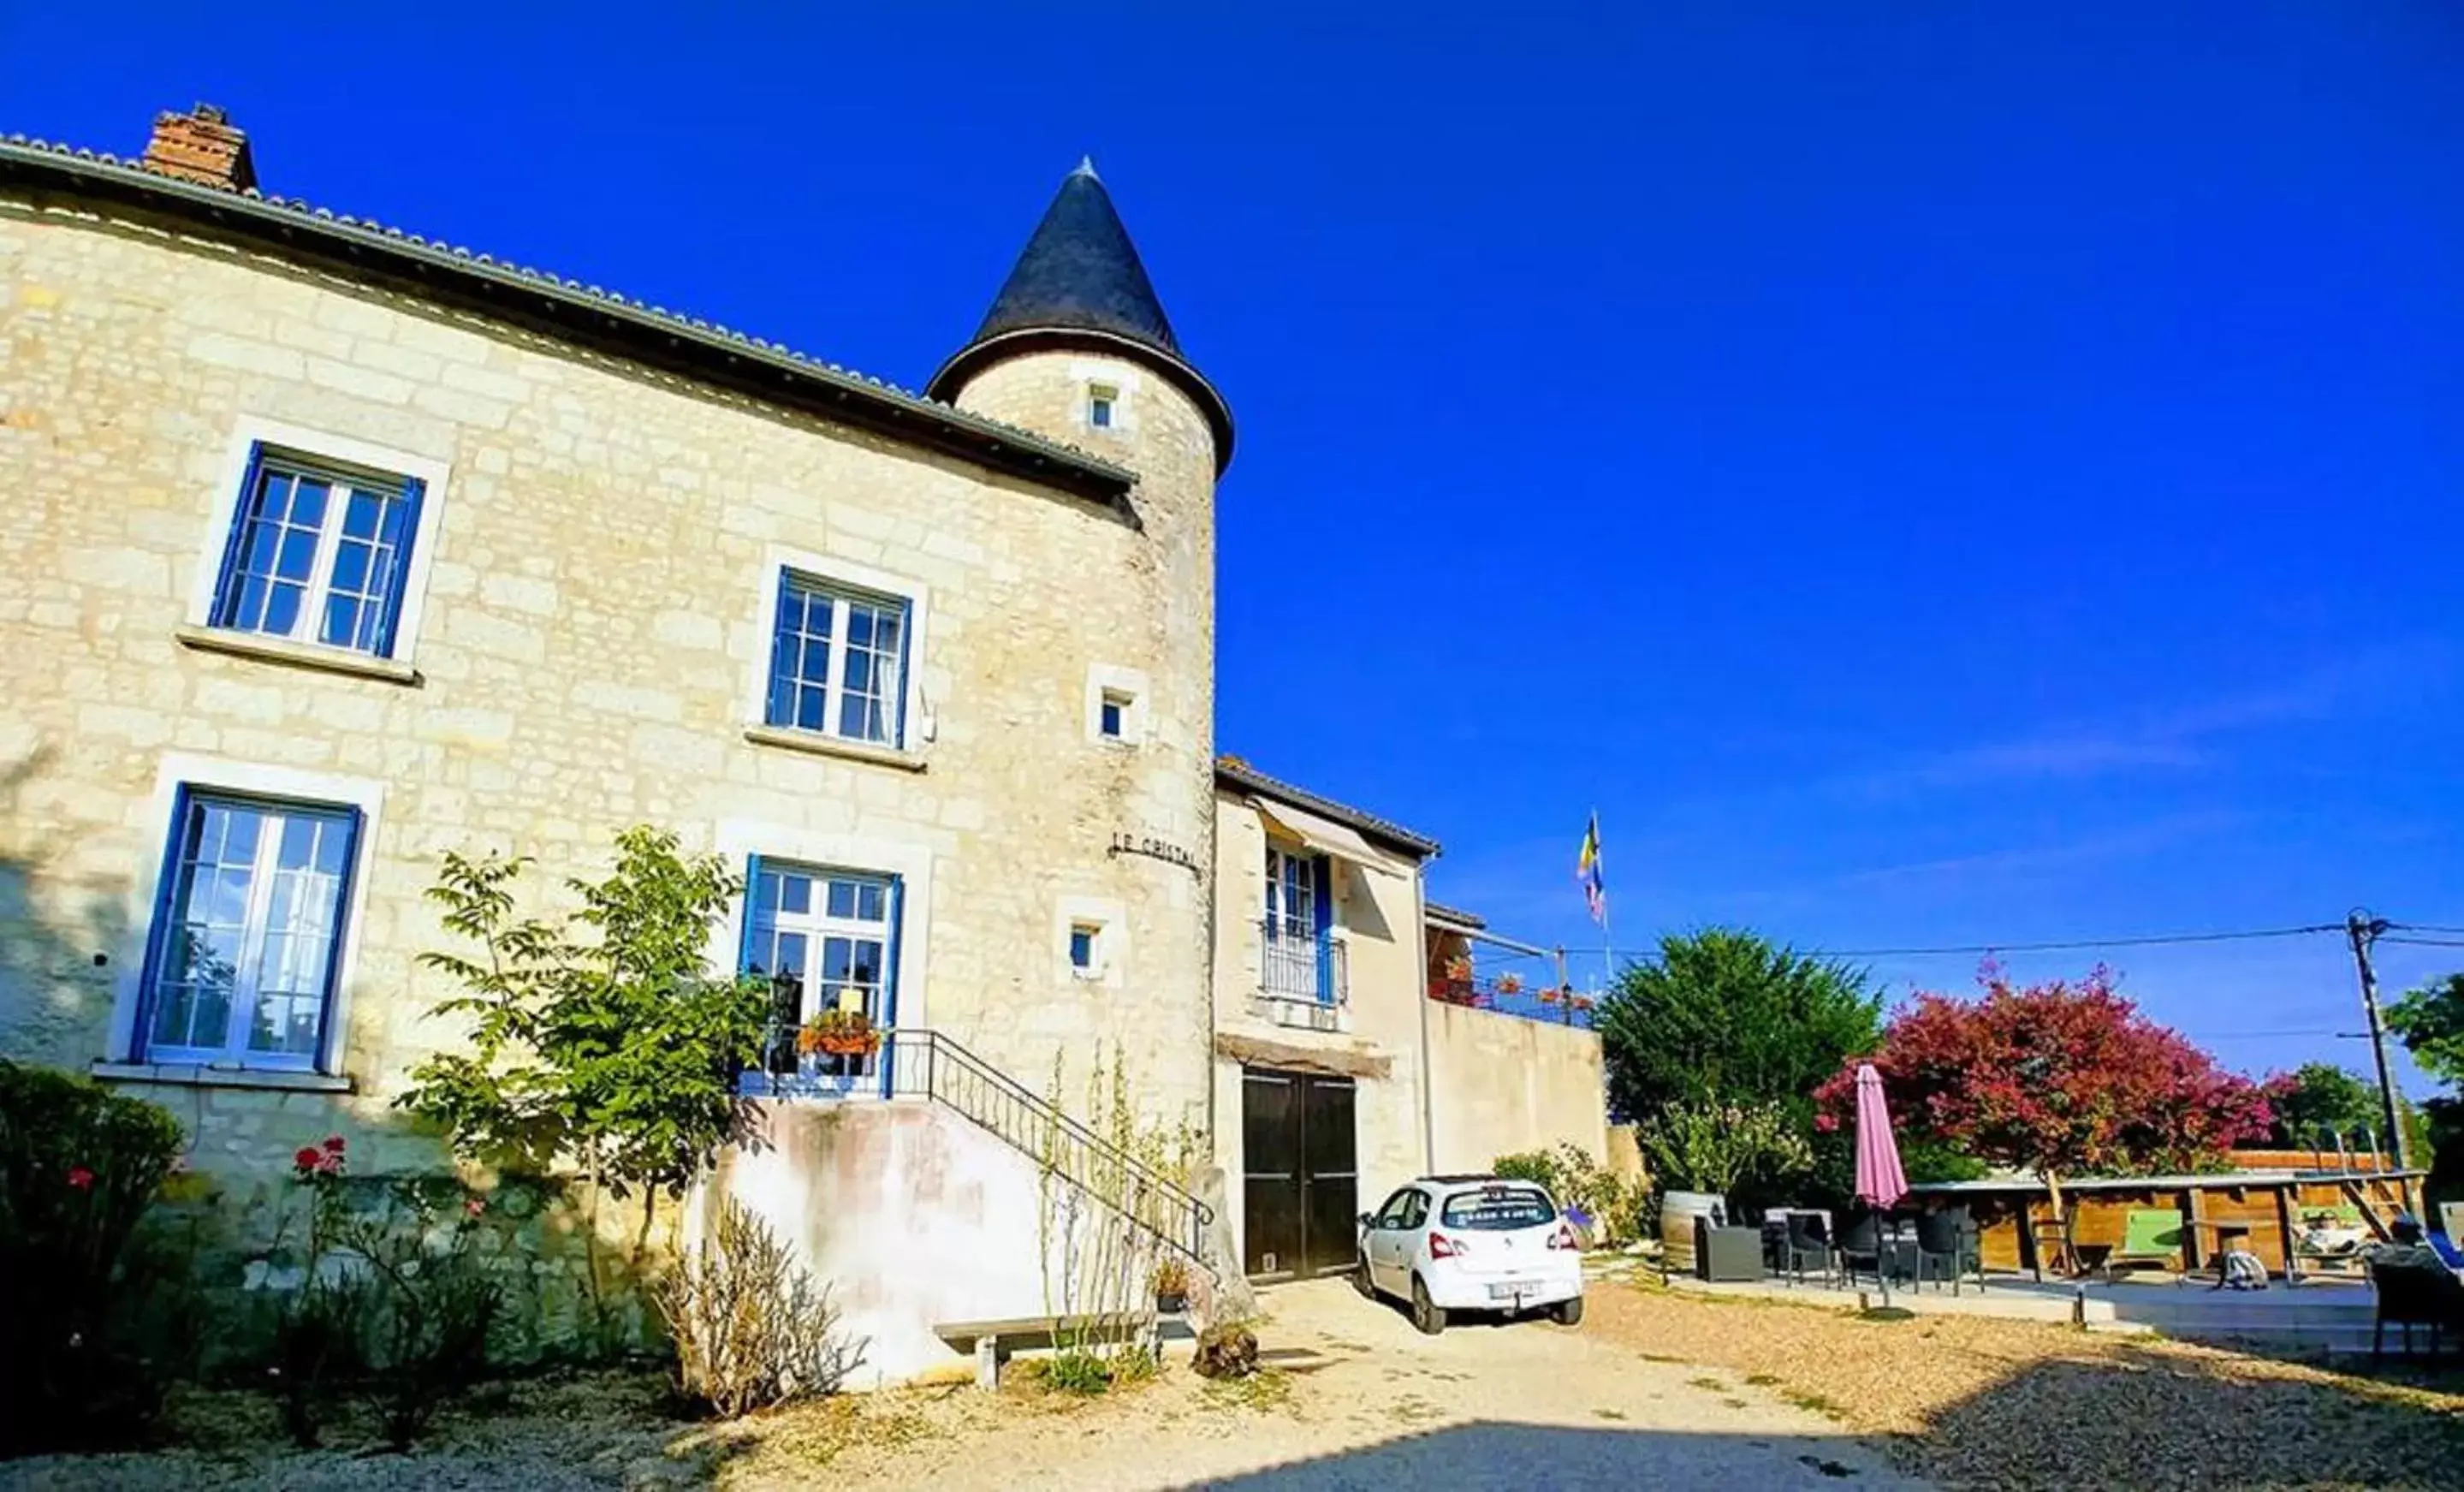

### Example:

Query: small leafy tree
xmin=2265 ymin=1061 xmax=2381 ymax=1149
xmin=396 ymin=827 xmax=771 ymax=1342
xmin=1817 ymin=965 xmax=2275 ymax=1216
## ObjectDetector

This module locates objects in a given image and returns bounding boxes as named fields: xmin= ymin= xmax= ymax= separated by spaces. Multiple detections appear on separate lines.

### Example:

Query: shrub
xmin=1491 ymin=1144 xmax=1647 ymax=1245
xmin=658 ymin=1198 xmax=866 ymax=1418
xmin=263 ymin=1139 xmax=508 ymax=1449
xmin=0 ymin=1061 xmax=187 ymax=1454
xmin=1636 ymin=1100 xmax=1812 ymax=1200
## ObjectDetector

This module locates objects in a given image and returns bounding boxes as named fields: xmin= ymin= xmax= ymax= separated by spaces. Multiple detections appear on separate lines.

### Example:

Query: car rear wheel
xmin=1410 ymin=1275 xmax=1446 ymax=1335
xmin=1553 ymin=1295 xmax=1584 ymax=1327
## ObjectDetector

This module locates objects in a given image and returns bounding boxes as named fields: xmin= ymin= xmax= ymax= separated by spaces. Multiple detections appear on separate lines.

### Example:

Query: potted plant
xmin=798 ymin=1008 xmax=882 ymax=1059
xmin=1153 ymin=1256 xmax=1193 ymax=1314
xmin=1495 ymin=972 xmax=1524 ymax=996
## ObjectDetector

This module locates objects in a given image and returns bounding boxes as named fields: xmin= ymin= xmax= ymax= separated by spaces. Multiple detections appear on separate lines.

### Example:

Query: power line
xmin=1804 ymin=923 xmax=2342 ymax=960
xmin=2392 ymin=923 xmax=2464 ymax=935
xmin=2383 ymin=936 xmax=2464 ymax=949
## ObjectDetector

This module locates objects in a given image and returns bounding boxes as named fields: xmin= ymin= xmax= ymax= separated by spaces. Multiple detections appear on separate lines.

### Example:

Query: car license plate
xmin=1487 ymin=1282 xmax=1525 ymax=1301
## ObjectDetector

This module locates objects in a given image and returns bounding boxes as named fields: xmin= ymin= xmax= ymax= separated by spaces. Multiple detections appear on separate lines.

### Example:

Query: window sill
xmin=175 ymin=626 xmax=421 ymax=687
xmin=743 ymin=724 xmax=926 ymax=773
xmin=92 ymin=1061 xmax=355 ymax=1094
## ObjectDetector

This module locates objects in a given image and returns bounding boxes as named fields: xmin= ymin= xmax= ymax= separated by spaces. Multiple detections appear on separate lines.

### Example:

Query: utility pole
xmin=2344 ymin=909 xmax=2417 ymax=1213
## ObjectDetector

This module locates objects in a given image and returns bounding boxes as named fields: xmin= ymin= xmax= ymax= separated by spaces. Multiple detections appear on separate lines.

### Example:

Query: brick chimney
xmin=139 ymin=104 xmax=257 ymax=193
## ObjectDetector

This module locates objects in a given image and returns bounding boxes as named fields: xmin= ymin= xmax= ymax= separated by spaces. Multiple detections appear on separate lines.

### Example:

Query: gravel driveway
xmin=787 ymin=1276 xmax=1924 ymax=1490
xmin=4 ymin=1281 xmax=1924 ymax=1490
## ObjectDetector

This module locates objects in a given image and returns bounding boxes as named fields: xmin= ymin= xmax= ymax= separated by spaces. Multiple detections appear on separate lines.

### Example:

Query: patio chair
xmin=2368 ymin=1257 xmax=2464 ymax=1358
xmin=2291 ymin=1204 xmax=2370 ymax=1283
xmin=1780 ymin=1210 xmax=1836 ymax=1286
xmin=2103 ymin=1208 xmax=2188 ymax=1285
xmin=1835 ymin=1209 xmax=1888 ymax=1289
xmin=1914 ymin=1208 xmax=1984 ymax=1294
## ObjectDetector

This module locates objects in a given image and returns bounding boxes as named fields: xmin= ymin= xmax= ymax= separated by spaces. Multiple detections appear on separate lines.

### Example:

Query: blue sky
xmin=8 ymin=4 xmax=2460 ymax=1091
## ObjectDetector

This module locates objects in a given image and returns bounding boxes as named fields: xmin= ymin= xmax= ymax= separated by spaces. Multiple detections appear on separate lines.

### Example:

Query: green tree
xmin=1596 ymin=929 xmax=1882 ymax=1125
xmin=2388 ymin=972 xmax=2464 ymax=1088
xmin=396 ymin=826 xmax=771 ymax=1336
xmin=2267 ymin=1062 xmax=2380 ymax=1148
xmin=2388 ymin=972 xmax=2464 ymax=1212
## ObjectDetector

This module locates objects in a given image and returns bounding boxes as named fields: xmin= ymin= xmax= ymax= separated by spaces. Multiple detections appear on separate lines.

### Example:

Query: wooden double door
xmin=1241 ymin=1067 xmax=1357 ymax=1281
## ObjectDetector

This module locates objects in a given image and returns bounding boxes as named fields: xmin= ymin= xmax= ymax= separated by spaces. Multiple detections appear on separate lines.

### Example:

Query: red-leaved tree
xmin=1814 ymin=964 xmax=2275 ymax=1215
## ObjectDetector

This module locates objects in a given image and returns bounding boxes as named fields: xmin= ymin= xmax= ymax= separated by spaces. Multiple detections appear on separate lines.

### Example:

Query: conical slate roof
xmin=930 ymin=161 xmax=1232 ymax=471
xmin=969 ymin=159 xmax=1181 ymax=357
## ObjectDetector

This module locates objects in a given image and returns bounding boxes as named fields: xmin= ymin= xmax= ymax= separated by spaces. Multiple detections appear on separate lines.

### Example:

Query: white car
xmin=1355 ymin=1174 xmax=1584 ymax=1334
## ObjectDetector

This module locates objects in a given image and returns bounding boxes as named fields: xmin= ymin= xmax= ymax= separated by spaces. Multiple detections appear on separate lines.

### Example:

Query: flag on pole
xmin=1576 ymin=813 xmax=1606 ymax=924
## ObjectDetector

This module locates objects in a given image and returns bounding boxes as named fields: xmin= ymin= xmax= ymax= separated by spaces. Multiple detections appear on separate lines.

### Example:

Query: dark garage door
xmin=1241 ymin=1067 xmax=1357 ymax=1281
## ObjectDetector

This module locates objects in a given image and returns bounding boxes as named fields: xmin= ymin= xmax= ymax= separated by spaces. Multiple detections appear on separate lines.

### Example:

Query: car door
xmin=1378 ymin=1189 xmax=1430 ymax=1292
xmin=1365 ymin=1187 xmax=1419 ymax=1293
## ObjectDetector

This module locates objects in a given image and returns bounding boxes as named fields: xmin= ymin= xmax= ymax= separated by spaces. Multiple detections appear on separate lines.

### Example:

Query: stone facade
xmin=0 ymin=179 xmax=1217 ymax=1191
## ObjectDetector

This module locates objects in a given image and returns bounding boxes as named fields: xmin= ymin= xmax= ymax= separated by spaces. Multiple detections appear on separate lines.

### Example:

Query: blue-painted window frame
xmin=738 ymin=855 xmax=904 ymax=1099
xmin=208 ymin=442 xmax=426 ymax=659
xmin=763 ymin=571 xmax=914 ymax=748
xmin=134 ymin=785 xmax=364 ymax=1071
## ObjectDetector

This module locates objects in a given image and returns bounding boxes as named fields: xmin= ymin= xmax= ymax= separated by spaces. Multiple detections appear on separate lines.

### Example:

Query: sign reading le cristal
xmin=1108 ymin=829 xmax=1199 ymax=876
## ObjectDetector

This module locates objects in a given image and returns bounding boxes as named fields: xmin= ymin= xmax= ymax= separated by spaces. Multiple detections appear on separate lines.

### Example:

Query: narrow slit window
xmin=1088 ymin=384 xmax=1118 ymax=430
xmin=1070 ymin=923 xmax=1101 ymax=978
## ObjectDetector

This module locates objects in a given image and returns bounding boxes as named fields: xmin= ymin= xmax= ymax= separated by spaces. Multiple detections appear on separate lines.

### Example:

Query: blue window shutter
xmin=763 ymin=573 xmax=794 ymax=728
xmin=738 ymin=854 xmax=767 ymax=975
xmin=312 ymin=805 xmax=366 ymax=1074
xmin=372 ymin=475 xmax=425 ymax=658
xmin=209 ymin=445 xmax=268 ymax=627
xmin=880 ymin=877 xmax=905 ymax=1097
xmin=1312 ymin=854 xmax=1334 ymax=1002
xmin=132 ymin=785 xmax=198 ymax=1061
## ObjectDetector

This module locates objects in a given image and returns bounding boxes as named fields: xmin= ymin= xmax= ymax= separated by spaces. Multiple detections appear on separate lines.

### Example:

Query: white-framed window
xmin=1084 ymin=664 xmax=1149 ymax=746
xmin=1069 ymin=922 xmax=1103 ymax=978
xmin=1088 ymin=383 xmax=1119 ymax=431
xmin=742 ymin=860 xmax=899 ymax=1025
xmin=1053 ymin=895 xmax=1125 ymax=990
xmin=751 ymin=548 xmax=929 ymax=754
xmin=189 ymin=419 xmax=450 ymax=663
xmin=135 ymin=788 xmax=363 ymax=1069
xmin=768 ymin=574 xmax=908 ymax=744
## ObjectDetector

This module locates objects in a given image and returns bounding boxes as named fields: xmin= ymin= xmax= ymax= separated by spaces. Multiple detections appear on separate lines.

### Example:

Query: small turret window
xmin=1088 ymin=384 xmax=1118 ymax=430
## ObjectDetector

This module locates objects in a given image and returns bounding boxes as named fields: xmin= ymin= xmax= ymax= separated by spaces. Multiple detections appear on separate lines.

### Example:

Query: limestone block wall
xmin=0 ymin=196 xmax=1215 ymax=1193
xmin=1425 ymin=1001 xmax=1610 ymax=1174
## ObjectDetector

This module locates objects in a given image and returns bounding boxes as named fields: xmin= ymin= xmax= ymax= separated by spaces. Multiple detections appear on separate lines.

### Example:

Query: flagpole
xmin=1593 ymin=805 xmax=1613 ymax=993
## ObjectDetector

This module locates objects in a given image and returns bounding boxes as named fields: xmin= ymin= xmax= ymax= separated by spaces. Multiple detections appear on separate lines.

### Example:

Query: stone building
xmin=0 ymin=104 xmax=1606 ymax=1378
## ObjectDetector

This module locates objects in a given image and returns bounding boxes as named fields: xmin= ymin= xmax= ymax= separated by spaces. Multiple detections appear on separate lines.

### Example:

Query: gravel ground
xmin=1582 ymin=1275 xmax=2464 ymax=1490
xmin=1 ymin=1280 xmax=1912 ymax=1491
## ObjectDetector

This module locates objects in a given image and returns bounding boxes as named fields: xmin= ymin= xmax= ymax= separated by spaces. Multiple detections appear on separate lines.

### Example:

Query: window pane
xmin=779 ymin=873 xmax=810 ymax=916
xmin=856 ymin=883 xmax=884 ymax=922
xmin=825 ymin=879 xmax=858 ymax=919
xmin=766 ymin=575 xmax=837 ymax=731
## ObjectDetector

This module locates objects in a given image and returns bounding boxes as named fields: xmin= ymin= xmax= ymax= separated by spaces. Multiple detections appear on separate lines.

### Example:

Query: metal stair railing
xmin=872 ymin=1027 xmax=1214 ymax=1262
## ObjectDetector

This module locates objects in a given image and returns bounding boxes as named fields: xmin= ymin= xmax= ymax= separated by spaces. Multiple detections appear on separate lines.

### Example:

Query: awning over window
xmin=1250 ymin=796 xmax=1397 ymax=873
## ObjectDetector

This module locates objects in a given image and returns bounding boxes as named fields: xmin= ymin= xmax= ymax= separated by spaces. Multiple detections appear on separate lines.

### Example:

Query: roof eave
xmin=0 ymin=141 xmax=1137 ymax=504
xmin=1214 ymin=760 xmax=1440 ymax=859
xmin=927 ymin=324 xmax=1235 ymax=475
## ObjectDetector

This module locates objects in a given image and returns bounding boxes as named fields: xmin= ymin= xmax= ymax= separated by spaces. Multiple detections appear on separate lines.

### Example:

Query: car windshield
xmin=1440 ymin=1185 xmax=1555 ymax=1231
